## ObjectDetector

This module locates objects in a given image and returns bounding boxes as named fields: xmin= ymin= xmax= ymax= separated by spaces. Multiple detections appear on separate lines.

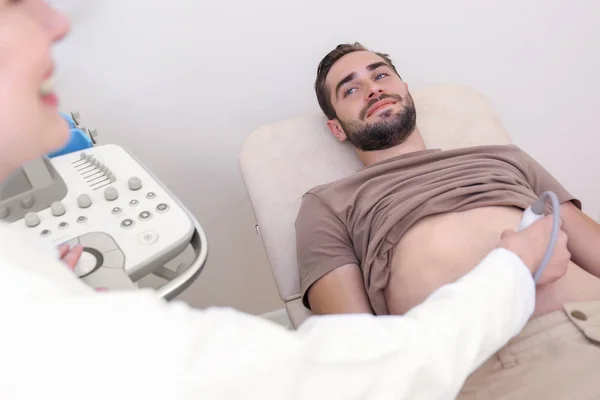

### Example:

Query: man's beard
xmin=339 ymin=93 xmax=417 ymax=152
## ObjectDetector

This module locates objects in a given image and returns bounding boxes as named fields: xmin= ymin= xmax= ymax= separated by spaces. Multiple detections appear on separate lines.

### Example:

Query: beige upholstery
xmin=239 ymin=83 xmax=512 ymax=328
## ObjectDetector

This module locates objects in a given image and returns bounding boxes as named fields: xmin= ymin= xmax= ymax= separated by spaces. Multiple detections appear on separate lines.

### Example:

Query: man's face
xmin=325 ymin=51 xmax=417 ymax=151
xmin=0 ymin=0 xmax=71 ymax=172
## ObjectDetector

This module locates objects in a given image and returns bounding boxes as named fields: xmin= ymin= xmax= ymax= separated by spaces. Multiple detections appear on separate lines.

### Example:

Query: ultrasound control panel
xmin=0 ymin=144 xmax=195 ymax=291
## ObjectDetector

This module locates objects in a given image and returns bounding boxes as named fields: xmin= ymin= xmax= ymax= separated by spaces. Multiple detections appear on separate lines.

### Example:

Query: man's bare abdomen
xmin=385 ymin=206 xmax=600 ymax=318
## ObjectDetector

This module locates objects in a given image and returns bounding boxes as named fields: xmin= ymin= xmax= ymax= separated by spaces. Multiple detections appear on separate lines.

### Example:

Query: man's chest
xmin=344 ymin=154 xmax=535 ymax=234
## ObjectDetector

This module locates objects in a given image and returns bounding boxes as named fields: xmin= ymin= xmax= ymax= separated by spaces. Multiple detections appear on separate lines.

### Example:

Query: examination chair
xmin=239 ymin=83 xmax=512 ymax=328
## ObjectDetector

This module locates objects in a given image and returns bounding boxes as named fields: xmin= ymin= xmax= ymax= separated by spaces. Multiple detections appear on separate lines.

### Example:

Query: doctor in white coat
xmin=0 ymin=1 xmax=571 ymax=399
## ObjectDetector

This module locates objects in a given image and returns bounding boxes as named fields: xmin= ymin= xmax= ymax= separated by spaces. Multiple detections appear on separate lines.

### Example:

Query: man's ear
xmin=326 ymin=119 xmax=348 ymax=142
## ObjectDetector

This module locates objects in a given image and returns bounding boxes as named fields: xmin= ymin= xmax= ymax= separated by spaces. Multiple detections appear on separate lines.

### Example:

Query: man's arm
xmin=295 ymin=193 xmax=369 ymax=315
xmin=560 ymin=202 xmax=600 ymax=276
xmin=307 ymin=263 xmax=373 ymax=315
xmin=517 ymin=149 xmax=597 ymax=274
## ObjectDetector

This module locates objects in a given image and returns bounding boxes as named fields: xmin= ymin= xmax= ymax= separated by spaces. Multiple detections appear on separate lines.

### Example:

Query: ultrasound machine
xmin=0 ymin=111 xmax=208 ymax=299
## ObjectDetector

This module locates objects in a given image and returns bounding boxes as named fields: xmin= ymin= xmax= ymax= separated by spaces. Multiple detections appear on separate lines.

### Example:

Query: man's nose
xmin=45 ymin=6 xmax=71 ymax=43
xmin=366 ymin=84 xmax=384 ymax=100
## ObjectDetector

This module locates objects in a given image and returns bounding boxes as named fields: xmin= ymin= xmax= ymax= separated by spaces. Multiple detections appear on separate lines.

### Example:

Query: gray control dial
xmin=21 ymin=196 xmax=34 ymax=209
xmin=104 ymin=187 xmax=118 ymax=201
xmin=25 ymin=212 xmax=40 ymax=227
xmin=77 ymin=194 xmax=92 ymax=208
xmin=51 ymin=201 xmax=66 ymax=216
xmin=128 ymin=177 xmax=142 ymax=191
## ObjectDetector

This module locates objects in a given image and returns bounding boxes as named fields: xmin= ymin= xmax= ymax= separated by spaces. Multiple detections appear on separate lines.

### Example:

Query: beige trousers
xmin=457 ymin=301 xmax=600 ymax=399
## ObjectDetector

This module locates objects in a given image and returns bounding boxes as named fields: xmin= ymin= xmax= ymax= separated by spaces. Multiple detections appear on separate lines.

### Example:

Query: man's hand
xmin=498 ymin=215 xmax=570 ymax=286
xmin=560 ymin=202 xmax=600 ymax=278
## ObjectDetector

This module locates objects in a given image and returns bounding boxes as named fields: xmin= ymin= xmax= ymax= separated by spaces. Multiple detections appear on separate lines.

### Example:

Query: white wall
xmin=52 ymin=0 xmax=600 ymax=315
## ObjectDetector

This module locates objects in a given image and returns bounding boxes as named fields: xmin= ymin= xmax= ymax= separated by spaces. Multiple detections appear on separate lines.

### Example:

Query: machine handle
xmin=89 ymin=139 xmax=210 ymax=301
xmin=154 ymin=213 xmax=209 ymax=301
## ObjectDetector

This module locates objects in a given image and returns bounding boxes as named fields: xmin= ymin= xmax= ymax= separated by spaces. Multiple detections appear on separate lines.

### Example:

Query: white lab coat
xmin=0 ymin=222 xmax=534 ymax=400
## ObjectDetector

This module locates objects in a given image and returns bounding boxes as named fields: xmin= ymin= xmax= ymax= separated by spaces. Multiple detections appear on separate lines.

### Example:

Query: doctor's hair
xmin=315 ymin=42 xmax=401 ymax=120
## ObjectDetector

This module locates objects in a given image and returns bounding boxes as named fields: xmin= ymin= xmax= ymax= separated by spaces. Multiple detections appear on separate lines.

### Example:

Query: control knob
xmin=128 ymin=177 xmax=142 ymax=191
xmin=21 ymin=196 xmax=35 ymax=209
xmin=77 ymin=194 xmax=92 ymax=208
xmin=104 ymin=187 xmax=119 ymax=201
xmin=51 ymin=201 xmax=66 ymax=216
xmin=24 ymin=212 xmax=40 ymax=227
xmin=0 ymin=207 xmax=9 ymax=220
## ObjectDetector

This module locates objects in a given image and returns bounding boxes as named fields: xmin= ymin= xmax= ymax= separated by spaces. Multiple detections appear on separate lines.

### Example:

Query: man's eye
xmin=344 ymin=87 xmax=357 ymax=97
xmin=375 ymin=72 xmax=389 ymax=80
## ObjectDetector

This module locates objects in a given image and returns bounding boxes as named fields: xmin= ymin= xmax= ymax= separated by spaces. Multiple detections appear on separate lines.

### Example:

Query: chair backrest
xmin=239 ymin=83 xmax=512 ymax=327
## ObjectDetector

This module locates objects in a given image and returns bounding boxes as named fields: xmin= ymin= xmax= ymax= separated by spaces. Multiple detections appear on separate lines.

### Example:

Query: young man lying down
xmin=295 ymin=42 xmax=600 ymax=398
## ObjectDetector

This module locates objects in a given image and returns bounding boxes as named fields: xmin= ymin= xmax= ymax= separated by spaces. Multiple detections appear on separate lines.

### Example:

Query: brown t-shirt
xmin=295 ymin=144 xmax=582 ymax=315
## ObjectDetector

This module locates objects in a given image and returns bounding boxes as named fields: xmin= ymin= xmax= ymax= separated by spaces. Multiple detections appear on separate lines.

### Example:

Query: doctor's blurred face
xmin=0 ymin=0 xmax=70 ymax=173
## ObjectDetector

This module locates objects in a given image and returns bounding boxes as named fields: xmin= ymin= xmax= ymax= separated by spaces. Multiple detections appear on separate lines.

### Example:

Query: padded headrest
xmin=239 ymin=83 xmax=512 ymax=304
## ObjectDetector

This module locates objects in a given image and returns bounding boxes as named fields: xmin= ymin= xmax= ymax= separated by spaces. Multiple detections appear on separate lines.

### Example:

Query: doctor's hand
xmin=498 ymin=215 xmax=570 ymax=286
xmin=58 ymin=243 xmax=83 ymax=269
xmin=57 ymin=244 xmax=108 ymax=292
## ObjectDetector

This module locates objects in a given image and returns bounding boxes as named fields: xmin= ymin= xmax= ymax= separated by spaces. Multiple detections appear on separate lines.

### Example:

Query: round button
xmin=139 ymin=231 xmax=159 ymax=245
xmin=104 ymin=187 xmax=119 ymax=201
xmin=121 ymin=219 xmax=134 ymax=228
xmin=24 ymin=212 xmax=40 ymax=227
xmin=51 ymin=202 xmax=66 ymax=217
xmin=146 ymin=192 xmax=156 ymax=199
xmin=129 ymin=200 xmax=139 ymax=206
xmin=156 ymin=203 xmax=169 ymax=213
xmin=128 ymin=177 xmax=142 ymax=191
xmin=571 ymin=310 xmax=588 ymax=321
xmin=58 ymin=222 xmax=69 ymax=229
xmin=21 ymin=196 xmax=35 ymax=209
xmin=0 ymin=206 xmax=9 ymax=220
xmin=77 ymin=216 xmax=87 ymax=223
xmin=77 ymin=194 xmax=92 ymax=208
xmin=139 ymin=211 xmax=152 ymax=220
xmin=40 ymin=229 xmax=51 ymax=237
xmin=112 ymin=207 xmax=122 ymax=215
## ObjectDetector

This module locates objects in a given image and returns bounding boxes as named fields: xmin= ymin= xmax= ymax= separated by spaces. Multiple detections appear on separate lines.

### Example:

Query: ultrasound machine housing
xmin=0 ymin=112 xmax=207 ymax=299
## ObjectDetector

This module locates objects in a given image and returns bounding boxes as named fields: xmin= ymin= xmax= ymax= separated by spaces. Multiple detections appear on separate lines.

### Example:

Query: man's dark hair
xmin=314 ymin=42 xmax=401 ymax=120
